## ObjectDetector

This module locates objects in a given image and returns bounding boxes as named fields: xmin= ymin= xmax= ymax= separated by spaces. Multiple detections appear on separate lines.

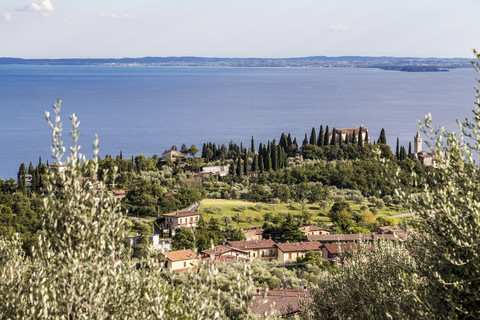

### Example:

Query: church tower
xmin=414 ymin=131 xmax=422 ymax=154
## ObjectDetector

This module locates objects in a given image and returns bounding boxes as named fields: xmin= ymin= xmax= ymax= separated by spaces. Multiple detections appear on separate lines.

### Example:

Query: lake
xmin=0 ymin=65 xmax=476 ymax=179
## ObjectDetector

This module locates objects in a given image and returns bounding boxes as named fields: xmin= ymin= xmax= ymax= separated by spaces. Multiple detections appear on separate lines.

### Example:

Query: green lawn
xmin=199 ymin=199 xmax=407 ymax=229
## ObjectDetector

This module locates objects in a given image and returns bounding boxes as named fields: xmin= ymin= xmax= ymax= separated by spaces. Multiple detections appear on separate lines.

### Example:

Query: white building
xmin=164 ymin=211 xmax=202 ymax=229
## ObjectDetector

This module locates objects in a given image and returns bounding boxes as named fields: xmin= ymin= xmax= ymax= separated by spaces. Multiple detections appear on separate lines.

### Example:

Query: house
xmin=201 ymin=244 xmax=250 ymax=260
xmin=201 ymin=244 xmax=250 ymax=264
xmin=200 ymin=165 xmax=230 ymax=177
xmin=377 ymin=226 xmax=405 ymax=237
xmin=126 ymin=234 xmax=172 ymax=253
xmin=227 ymin=239 xmax=277 ymax=261
xmin=163 ymin=211 xmax=202 ymax=229
xmin=162 ymin=249 xmax=198 ymax=273
xmin=162 ymin=149 xmax=187 ymax=162
xmin=112 ymin=190 xmax=127 ymax=200
xmin=275 ymin=242 xmax=322 ymax=263
xmin=306 ymin=233 xmax=397 ymax=243
xmin=321 ymin=243 xmax=359 ymax=265
xmin=328 ymin=125 xmax=370 ymax=144
xmin=49 ymin=161 xmax=67 ymax=172
xmin=299 ymin=225 xmax=331 ymax=236
xmin=243 ymin=227 xmax=263 ymax=241
xmin=250 ymin=288 xmax=310 ymax=317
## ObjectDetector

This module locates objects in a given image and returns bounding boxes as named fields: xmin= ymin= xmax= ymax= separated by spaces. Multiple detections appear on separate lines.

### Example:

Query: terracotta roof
xmin=307 ymin=233 xmax=397 ymax=242
xmin=250 ymin=289 xmax=310 ymax=316
xmin=276 ymin=242 xmax=322 ymax=253
xmin=228 ymin=239 xmax=276 ymax=250
xmin=322 ymin=243 xmax=359 ymax=254
xmin=201 ymin=245 xmax=248 ymax=257
xmin=377 ymin=226 xmax=405 ymax=234
xmin=163 ymin=249 xmax=198 ymax=262
xmin=164 ymin=192 xmax=177 ymax=197
xmin=299 ymin=225 xmax=331 ymax=233
xmin=163 ymin=211 xmax=202 ymax=218
xmin=243 ymin=228 xmax=263 ymax=237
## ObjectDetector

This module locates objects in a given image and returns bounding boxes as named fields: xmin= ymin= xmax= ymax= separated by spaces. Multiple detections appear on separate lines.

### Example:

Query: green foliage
xmin=300 ymin=241 xmax=425 ymax=319
xmin=0 ymin=101 xmax=264 ymax=319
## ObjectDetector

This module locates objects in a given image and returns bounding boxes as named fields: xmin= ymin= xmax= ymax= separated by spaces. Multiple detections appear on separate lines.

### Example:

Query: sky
xmin=0 ymin=0 xmax=479 ymax=59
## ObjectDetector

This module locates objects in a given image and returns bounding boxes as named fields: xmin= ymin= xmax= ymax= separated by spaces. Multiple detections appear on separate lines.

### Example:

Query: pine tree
xmin=378 ymin=128 xmax=387 ymax=144
xmin=324 ymin=125 xmax=330 ymax=146
xmin=318 ymin=125 xmax=324 ymax=147
xmin=310 ymin=127 xmax=317 ymax=145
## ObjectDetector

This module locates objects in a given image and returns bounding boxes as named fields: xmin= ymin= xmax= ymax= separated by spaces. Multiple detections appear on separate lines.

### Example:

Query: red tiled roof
xmin=228 ymin=239 xmax=276 ymax=250
xmin=377 ymin=226 xmax=405 ymax=234
xmin=163 ymin=211 xmax=202 ymax=218
xmin=201 ymin=245 xmax=248 ymax=257
xmin=322 ymin=243 xmax=359 ymax=254
xmin=299 ymin=225 xmax=330 ymax=233
xmin=162 ymin=149 xmax=187 ymax=157
xmin=276 ymin=242 xmax=322 ymax=253
xmin=163 ymin=249 xmax=198 ymax=262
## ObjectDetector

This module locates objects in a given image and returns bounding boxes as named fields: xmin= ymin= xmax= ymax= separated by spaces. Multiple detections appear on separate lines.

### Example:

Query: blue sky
xmin=0 ymin=0 xmax=478 ymax=58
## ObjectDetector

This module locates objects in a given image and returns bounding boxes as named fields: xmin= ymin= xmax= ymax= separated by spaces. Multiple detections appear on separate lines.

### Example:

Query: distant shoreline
xmin=0 ymin=56 xmax=471 ymax=72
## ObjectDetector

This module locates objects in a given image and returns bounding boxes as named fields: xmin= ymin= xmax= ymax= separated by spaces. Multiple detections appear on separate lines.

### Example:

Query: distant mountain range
xmin=0 ymin=56 xmax=472 ymax=72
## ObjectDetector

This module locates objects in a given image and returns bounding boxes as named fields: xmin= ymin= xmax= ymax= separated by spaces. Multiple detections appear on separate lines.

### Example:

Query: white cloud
xmin=3 ymin=12 xmax=11 ymax=21
xmin=100 ymin=13 xmax=136 ymax=20
xmin=328 ymin=24 xmax=348 ymax=31
xmin=19 ymin=0 xmax=54 ymax=12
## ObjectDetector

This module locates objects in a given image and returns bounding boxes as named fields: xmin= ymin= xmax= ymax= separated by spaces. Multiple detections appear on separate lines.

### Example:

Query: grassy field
xmin=199 ymin=198 xmax=407 ymax=229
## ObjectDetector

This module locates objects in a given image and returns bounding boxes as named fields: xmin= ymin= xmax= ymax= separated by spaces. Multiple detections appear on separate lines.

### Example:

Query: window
xmin=184 ymin=262 xmax=186 ymax=268
xmin=179 ymin=218 xmax=182 ymax=224
xmin=288 ymin=253 xmax=292 ymax=260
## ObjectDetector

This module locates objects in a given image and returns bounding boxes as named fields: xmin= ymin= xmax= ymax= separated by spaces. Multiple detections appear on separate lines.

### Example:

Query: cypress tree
xmin=378 ymin=128 xmax=387 ymax=144
xmin=236 ymin=156 xmax=242 ymax=177
xmin=266 ymin=151 xmax=272 ymax=171
xmin=396 ymin=137 xmax=400 ymax=159
xmin=331 ymin=128 xmax=336 ymax=145
xmin=364 ymin=131 xmax=369 ymax=144
xmin=287 ymin=133 xmax=293 ymax=147
xmin=318 ymin=125 xmax=324 ymax=147
xmin=358 ymin=130 xmax=363 ymax=147
xmin=251 ymin=136 xmax=255 ymax=154
xmin=279 ymin=133 xmax=287 ymax=151
xmin=119 ymin=150 xmax=123 ymax=160
xmin=28 ymin=161 xmax=34 ymax=174
xmin=302 ymin=134 xmax=308 ymax=146
xmin=259 ymin=155 xmax=264 ymax=173
xmin=408 ymin=142 xmax=412 ymax=159
xmin=252 ymin=154 xmax=258 ymax=172
xmin=244 ymin=155 xmax=248 ymax=174
xmin=353 ymin=131 xmax=357 ymax=145
xmin=339 ymin=132 xmax=343 ymax=146
xmin=17 ymin=163 xmax=26 ymax=193
xmin=324 ymin=125 xmax=330 ymax=146
xmin=309 ymin=127 xmax=317 ymax=145
xmin=400 ymin=146 xmax=407 ymax=160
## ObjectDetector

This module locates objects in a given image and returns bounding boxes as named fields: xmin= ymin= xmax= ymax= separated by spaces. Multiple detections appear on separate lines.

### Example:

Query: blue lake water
xmin=0 ymin=65 xmax=477 ymax=179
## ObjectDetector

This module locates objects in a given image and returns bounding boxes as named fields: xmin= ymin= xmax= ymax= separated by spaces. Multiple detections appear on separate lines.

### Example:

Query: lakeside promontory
xmin=0 ymin=56 xmax=471 ymax=72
